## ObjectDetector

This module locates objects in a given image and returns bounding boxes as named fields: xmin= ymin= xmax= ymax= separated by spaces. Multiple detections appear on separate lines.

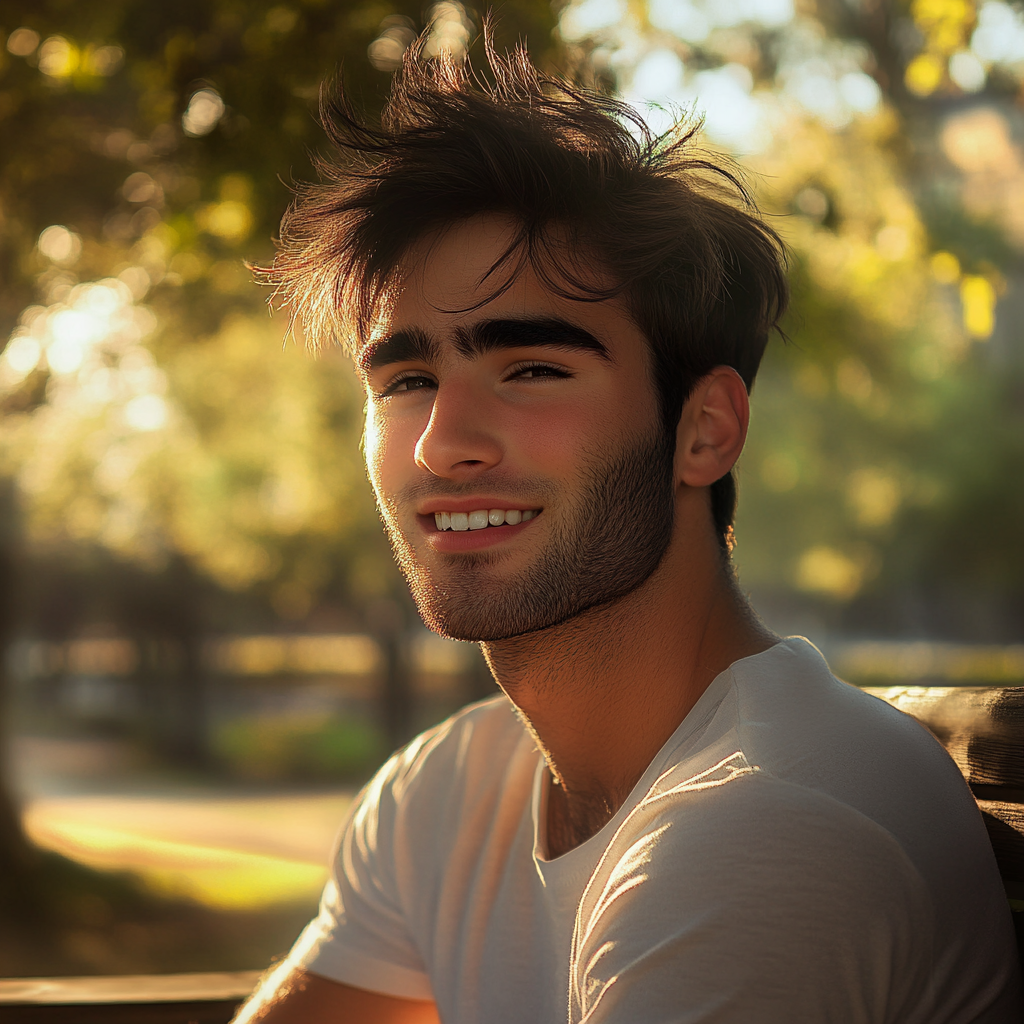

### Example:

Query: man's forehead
xmin=354 ymin=215 xmax=633 ymax=371
xmin=402 ymin=213 xmax=520 ymax=263
xmin=390 ymin=215 xmax=617 ymax=317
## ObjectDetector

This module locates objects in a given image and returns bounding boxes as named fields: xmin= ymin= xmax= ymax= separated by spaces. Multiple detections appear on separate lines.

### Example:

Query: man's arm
xmin=233 ymin=965 xmax=440 ymax=1024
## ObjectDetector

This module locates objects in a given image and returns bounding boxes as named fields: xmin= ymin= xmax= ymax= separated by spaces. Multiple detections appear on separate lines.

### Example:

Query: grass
xmin=211 ymin=715 xmax=386 ymax=782
xmin=0 ymin=846 xmax=316 ymax=978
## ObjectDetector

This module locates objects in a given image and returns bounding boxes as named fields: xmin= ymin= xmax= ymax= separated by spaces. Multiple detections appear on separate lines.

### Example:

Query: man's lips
xmin=416 ymin=497 xmax=541 ymax=516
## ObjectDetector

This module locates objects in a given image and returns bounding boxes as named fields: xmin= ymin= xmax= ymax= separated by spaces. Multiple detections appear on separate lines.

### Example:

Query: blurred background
xmin=0 ymin=0 xmax=1022 ymax=980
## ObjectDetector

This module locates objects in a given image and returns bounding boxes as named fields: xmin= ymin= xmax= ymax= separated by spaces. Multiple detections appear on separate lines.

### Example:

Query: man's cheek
xmin=362 ymin=414 xmax=396 ymax=492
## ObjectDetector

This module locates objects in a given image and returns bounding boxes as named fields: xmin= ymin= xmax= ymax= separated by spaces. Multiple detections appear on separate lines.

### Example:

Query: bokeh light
xmin=182 ymin=88 xmax=225 ymax=137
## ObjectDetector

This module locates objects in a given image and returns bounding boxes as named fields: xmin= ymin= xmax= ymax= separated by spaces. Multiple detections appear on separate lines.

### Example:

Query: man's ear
xmin=673 ymin=367 xmax=750 ymax=488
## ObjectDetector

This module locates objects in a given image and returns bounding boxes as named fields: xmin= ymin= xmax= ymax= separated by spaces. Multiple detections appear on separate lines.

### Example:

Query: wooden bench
xmin=0 ymin=970 xmax=260 ymax=1023
xmin=1 ymin=684 xmax=1021 ymax=1020
xmin=866 ymin=685 xmax=1024 ymax=962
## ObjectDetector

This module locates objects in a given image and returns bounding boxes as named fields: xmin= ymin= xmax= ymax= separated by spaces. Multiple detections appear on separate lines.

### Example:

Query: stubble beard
xmin=378 ymin=429 xmax=677 ymax=642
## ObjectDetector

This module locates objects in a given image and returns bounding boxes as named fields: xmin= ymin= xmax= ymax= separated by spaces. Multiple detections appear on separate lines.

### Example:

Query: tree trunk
xmin=0 ymin=479 xmax=41 ymax=915
xmin=368 ymin=597 xmax=415 ymax=754
xmin=165 ymin=561 xmax=210 ymax=768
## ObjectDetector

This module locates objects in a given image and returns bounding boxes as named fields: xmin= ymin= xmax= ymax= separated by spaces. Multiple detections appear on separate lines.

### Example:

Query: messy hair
xmin=261 ymin=32 xmax=788 ymax=547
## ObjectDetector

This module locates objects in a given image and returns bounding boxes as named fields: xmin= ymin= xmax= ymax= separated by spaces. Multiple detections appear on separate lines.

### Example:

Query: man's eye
xmin=379 ymin=374 xmax=436 ymax=397
xmin=507 ymin=363 xmax=571 ymax=380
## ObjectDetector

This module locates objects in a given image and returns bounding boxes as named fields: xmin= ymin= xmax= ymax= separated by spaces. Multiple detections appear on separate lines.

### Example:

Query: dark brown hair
xmin=262 ymin=34 xmax=788 ymax=547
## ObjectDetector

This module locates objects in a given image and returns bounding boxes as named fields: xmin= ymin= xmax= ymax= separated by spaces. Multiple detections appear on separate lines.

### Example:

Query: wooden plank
xmin=864 ymin=687 xmax=1024 ymax=789
xmin=0 ymin=972 xmax=259 ymax=1021
xmin=979 ymin=804 xmax=1024 ymax=885
xmin=0 ymin=972 xmax=260 ymax=1005
xmin=0 ymin=997 xmax=241 ymax=1023
xmin=865 ymin=686 xmax=1024 ymax=893
xmin=970 ymin=784 xmax=1024 ymax=804
xmin=968 ymin=732 xmax=1024 ymax=789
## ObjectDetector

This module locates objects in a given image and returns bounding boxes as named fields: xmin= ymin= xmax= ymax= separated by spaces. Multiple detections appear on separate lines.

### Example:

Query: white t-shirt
xmin=288 ymin=638 xmax=1022 ymax=1022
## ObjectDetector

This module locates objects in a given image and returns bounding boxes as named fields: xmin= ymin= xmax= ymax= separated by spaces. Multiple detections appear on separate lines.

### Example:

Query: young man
xmin=239 ymin=41 xmax=1021 ymax=1024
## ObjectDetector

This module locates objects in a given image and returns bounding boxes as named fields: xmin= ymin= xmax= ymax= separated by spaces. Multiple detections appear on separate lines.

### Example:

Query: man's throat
xmin=545 ymin=774 xmax=618 ymax=858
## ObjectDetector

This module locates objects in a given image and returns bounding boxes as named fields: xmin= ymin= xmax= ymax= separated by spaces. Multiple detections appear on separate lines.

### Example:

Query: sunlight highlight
xmin=25 ymin=818 xmax=327 ymax=909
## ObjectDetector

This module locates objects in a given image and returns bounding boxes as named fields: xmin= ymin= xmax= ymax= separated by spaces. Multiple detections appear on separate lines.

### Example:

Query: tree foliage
xmin=0 ymin=0 xmax=560 ymax=624
xmin=0 ymin=0 xmax=559 ymax=902
xmin=1 ymin=0 xmax=1022 ymax=639
xmin=556 ymin=0 xmax=1024 ymax=639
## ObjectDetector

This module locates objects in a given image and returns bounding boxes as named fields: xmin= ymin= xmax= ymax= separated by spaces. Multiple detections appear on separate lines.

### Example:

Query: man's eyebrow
xmin=358 ymin=329 xmax=438 ymax=375
xmin=455 ymin=317 xmax=611 ymax=360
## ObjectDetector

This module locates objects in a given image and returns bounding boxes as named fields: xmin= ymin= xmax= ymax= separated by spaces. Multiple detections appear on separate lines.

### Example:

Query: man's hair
xmin=263 ymin=34 xmax=788 ymax=547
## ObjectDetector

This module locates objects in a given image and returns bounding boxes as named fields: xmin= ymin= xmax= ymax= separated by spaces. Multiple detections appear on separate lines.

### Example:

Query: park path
xmin=13 ymin=736 xmax=354 ymax=910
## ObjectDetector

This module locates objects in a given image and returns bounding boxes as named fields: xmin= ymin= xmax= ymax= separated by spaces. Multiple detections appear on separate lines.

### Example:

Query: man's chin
xmin=402 ymin=562 xmax=539 ymax=641
xmin=414 ymin=602 xmax=532 ymax=643
xmin=412 ymin=589 xmax=562 ymax=643
xmin=412 ymin=588 xmax=619 ymax=643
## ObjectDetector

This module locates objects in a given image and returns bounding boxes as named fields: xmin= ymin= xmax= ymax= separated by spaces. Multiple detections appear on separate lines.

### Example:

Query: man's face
xmin=360 ymin=216 xmax=676 ymax=641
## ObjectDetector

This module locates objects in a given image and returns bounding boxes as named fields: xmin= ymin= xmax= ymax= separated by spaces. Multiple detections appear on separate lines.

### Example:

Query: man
xmin=239 ymin=38 xmax=1021 ymax=1024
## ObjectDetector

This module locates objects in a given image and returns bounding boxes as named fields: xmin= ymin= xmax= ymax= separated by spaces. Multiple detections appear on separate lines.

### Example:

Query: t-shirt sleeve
xmin=569 ymin=771 xmax=937 ymax=1024
xmin=286 ymin=754 xmax=434 ymax=1000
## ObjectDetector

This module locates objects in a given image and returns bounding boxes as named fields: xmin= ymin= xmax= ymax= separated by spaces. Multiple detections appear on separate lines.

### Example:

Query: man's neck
xmin=481 ymin=531 xmax=776 ymax=858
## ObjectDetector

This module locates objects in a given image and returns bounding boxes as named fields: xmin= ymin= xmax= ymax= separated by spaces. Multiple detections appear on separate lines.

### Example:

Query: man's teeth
xmin=434 ymin=509 xmax=538 ymax=531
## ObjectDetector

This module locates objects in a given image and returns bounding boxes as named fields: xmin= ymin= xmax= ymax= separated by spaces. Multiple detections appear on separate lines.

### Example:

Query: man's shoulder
xmin=717 ymin=637 xmax=983 ymax=824
xmin=724 ymin=637 xmax=958 ymax=773
xmin=659 ymin=637 xmax=990 ymax=885
xmin=363 ymin=694 xmax=537 ymax=821
xmin=396 ymin=693 xmax=527 ymax=773
xmin=571 ymin=766 xmax=937 ymax=1023
xmin=574 ymin=716 xmax=1018 ymax=1024
xmin=637 ymin=751 xmax=919 ymax=869
xmin=590 ymin=765 xmax=929 ymax=913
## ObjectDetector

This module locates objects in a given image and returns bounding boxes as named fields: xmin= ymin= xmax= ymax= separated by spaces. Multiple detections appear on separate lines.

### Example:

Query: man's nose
xmin=414 ymin=383 xmax=503 ymax=478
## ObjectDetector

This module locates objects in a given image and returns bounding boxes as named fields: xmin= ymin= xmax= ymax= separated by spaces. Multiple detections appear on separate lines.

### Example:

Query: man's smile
xmin=432 ymin=508 xmax=540 ymax=531
xmin=415 ymin=505 xmax=543 ymax=553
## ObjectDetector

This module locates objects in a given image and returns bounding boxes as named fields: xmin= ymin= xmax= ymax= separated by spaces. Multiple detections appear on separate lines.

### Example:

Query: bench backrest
xmin=866 ymin=685 xmax=1024 ymax=958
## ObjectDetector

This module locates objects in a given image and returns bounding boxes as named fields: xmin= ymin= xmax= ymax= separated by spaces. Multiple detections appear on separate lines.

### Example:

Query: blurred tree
xmin=0 ymin=0 xmax=557 ymax=603
xmin=0 ymin=480 xmax=36 ymax=911
xmin=0 ymin=0 xmax=561 ymax=907
xmin=556 ymin=0 xmax=1024 ymax=641
xmin=0 ymin=1 xmax=560 ymax=698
